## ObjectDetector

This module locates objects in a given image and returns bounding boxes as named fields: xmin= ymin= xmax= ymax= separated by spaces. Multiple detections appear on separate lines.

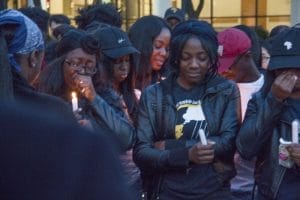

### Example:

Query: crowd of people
xmin=0 ymin=3 xmax=300 ymax=200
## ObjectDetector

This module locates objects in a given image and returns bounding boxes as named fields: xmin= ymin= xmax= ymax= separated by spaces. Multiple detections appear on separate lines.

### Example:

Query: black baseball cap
xmin=93 ymin=26 xmax=139 ymax=59
xmin=268 ymin=27 xmax=300 ymax=70
xmin=164 ymin=7 xmax=185 ymax=22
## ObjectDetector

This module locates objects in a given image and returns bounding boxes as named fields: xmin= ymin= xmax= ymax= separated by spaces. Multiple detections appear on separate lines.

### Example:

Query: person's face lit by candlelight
xmin=63 ymin=48 xmax=97 ymax=92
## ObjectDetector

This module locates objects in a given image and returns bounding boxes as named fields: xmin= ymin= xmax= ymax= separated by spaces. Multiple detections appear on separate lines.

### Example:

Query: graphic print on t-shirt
xmin=175 ymin=99 xmax=208 ymax=140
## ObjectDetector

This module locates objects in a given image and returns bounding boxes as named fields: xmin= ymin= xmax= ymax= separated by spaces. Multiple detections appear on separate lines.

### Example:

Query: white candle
xmin=71 ymin=92 xmax=78 ymax=112
xmin=198 ymin=129 xmax=208 ymax=145
xmin=292 ymin=119 xmax=299 ymax=143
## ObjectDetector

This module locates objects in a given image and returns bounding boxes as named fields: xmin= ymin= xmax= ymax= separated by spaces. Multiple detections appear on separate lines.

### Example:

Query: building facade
xmin=6 ymin=0 xmax=297 ymax=32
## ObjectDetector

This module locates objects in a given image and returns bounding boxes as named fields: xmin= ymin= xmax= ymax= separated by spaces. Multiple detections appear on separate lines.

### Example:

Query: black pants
xmin=231 ymin=190 xmax=252 ymax=200
xmin=158 ymin=187 xmax=232 ymax=200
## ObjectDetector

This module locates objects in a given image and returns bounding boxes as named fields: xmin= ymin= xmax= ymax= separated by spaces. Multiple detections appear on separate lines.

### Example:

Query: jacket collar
xmin=280 ymin=100 xmax=299 ymax=124
xmin=161 ymin=72 xmax=232 ymax=95
xmin=13 ymin=71 xmax=35 ymax=93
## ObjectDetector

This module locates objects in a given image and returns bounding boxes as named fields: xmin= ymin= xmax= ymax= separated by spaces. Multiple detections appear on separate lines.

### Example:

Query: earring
xmin=32 ymin=63 xmax=36 ymax=68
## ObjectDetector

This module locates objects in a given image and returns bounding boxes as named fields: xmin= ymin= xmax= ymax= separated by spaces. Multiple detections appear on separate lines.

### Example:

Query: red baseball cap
xmin=217 ymin=28 xmax=251 ymax=73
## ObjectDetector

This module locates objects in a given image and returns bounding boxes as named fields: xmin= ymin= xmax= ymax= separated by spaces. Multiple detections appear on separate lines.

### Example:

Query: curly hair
xmin=75 ymin=3 xmax=122 ymax=29
xmin=18 ymin=7 xmax=50 ymax=37
xmin=49 ymin=14 xmax=70 ymax=26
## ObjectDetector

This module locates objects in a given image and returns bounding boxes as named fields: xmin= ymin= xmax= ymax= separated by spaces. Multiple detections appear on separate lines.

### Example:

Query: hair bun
xmin=81 ymin=34 xmax=100 ymax=54
xmin=56 ymin=29 xmax=100 ymax=55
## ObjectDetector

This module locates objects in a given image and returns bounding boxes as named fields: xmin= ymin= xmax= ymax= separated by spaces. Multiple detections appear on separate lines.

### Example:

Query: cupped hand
xmin=287 ymin=143 xmax=300 ymax=166
xmin=72 ymin=73 xmax=97 ymax=102
xmin=271 ymin=72 xmax=298 ymax=101
xmin=188 ymin=142 xmax=215 ymax=165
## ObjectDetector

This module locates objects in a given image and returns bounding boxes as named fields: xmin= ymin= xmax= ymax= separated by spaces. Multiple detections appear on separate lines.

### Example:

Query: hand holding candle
xmin=71 ymin=92 xmax=78 ymax=112
xmin=279 ymin=138 xmax=294 ymax=168
xmin=198 ymin=129 xmax=208 ymax=145
xmin=75 ymin=75 xmax=97 ymax=102
xmin=188 ymin=131 xmax=214 ymax=164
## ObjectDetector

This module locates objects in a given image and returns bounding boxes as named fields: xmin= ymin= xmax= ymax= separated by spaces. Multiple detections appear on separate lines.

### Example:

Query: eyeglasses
xmin=64 ymin=60 xmax=97 ymax=76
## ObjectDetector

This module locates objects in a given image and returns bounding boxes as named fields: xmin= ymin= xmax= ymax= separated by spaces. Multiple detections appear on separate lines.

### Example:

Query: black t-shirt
xmin=160 ymin=80 xmax=224 ymax=200
xmin=173 ymin=80 xmax=208 ymax=140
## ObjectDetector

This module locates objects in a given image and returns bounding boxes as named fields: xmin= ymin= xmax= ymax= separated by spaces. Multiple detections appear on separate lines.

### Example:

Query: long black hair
xmin=99 ymin=54 xmax=139 ymax=125
xmin=128 ymin=15 xmax=171 ymax=90
xmin=169 ymin=20 xmax=219 ymax=78
xmin=38 ymin=55 xmax=67 ymax=97
xmin=39 ymin=29 xmax=101 ymax=99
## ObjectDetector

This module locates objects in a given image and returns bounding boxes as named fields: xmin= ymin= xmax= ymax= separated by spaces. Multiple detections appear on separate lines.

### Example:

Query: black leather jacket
xmin=236 ymin=92 xmax=299 ymax=199
xmin=90 ymin=94 xmax=136 ymax=151
xmin=134 ymin=74 xmax=240 ymax=185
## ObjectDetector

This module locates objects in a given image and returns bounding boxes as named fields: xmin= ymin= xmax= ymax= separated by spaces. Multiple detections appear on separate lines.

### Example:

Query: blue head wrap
xmin=0 ymin=9 xmax=44 ymax=72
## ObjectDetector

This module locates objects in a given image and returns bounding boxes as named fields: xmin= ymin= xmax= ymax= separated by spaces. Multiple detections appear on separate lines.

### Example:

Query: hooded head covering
xmin=0 ymin=9 xmax=44 ymax=72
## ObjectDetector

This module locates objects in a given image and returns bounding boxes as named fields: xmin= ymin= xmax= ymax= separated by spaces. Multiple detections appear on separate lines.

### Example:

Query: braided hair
xmin=169 ymin=20 xmax=219 ymax=77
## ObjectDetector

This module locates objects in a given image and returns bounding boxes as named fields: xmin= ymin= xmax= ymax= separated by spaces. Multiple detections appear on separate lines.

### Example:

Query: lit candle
xmin=71 ymin=92 xmax=78 ymax=112
xmin=198 ymin=129 xmax=208 ymax=145
xmin=292 ymin=119 xmax=299 ymax=143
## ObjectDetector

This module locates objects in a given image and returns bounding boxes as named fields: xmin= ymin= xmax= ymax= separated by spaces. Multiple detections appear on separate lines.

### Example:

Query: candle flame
xmin=71 ymin=92 xmax=77 ymax=99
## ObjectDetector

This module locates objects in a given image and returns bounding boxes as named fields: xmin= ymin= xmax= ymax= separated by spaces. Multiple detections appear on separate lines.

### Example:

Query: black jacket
xmin=90 ymin=94 xmax=136 ymax=151
xmin=236 ymin=92 xmax=300 ymax=199
xmin=133 ymin=73 xmax=240 ymax=192
xmin=0 ymin=103 xmax=132 ymax=200
xmin=45 ymin=83 xmax=135 ymax=152
xmin=13 ymin=72 xmax=75 ymax=120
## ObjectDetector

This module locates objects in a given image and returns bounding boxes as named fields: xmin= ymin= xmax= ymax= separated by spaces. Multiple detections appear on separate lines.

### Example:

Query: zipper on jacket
xmin=273 ymin=167 xmax=286 ymax=199
xmin=200 ymin=92 xmax=216 ymax=137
